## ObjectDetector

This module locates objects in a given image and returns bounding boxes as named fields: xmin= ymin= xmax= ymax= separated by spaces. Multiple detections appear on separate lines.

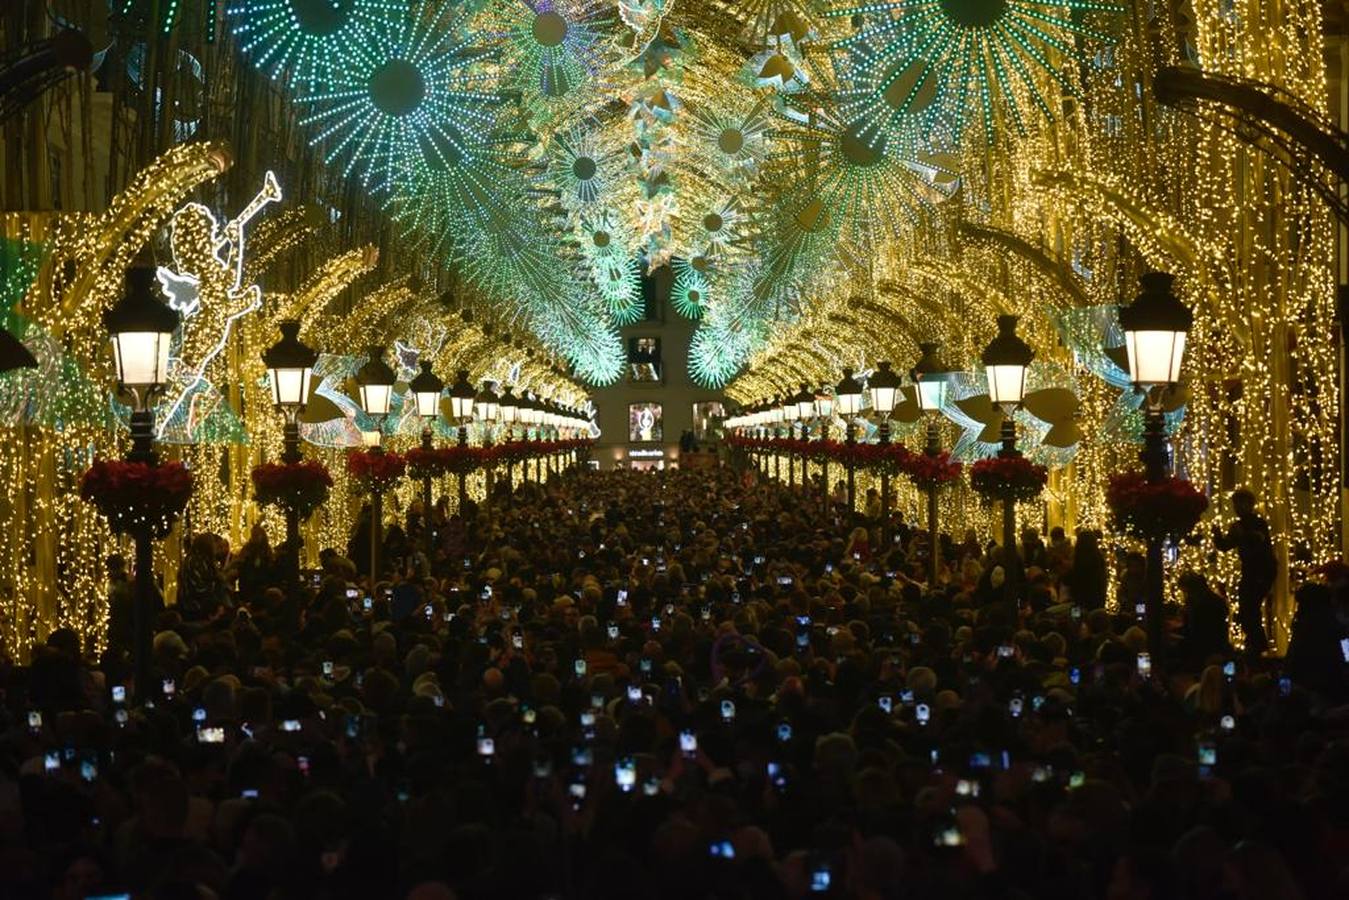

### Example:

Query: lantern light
xmin=867 ymin=361 xmax=902 ymax=416
xmin=449 ymin=369 xmax=476 ymax=423
xmin=261 ymin=320 xmax=317 ymax=410
xmin=1119 ymin=271 xmax=1192 ymax=388
xmin=104 ymin=265 xmax=181 ymax=395
xmin=835 ymin=368 xmax=863 ymax=417
xmin=355 ymin=345 xmax=397 ymax=417
xmin=981 ymin=315 xmax=1034 ymax=410
xmin=911 ymin=342 xmax=954 ymax=414
xmin=408 ymin=361 xmax=445 ymax=419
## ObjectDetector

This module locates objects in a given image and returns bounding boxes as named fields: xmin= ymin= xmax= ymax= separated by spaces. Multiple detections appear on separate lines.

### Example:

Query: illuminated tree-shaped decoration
xmin=670 ymin=259 xmax=710 ymax=321
xmin=483 ymin=0 xmax=618 ymax=113
xmin=295 ymin=0 xmax=506 ymax=194
xmin=688 ymin=307 xmax=755 ymax=388
xmin=826 ymin=0 xmax=1121 ymax=142
xmin=226 ymin=0 xmax=408 ymax=89
xmin=590 ymin=254 xmax=643 ymax=324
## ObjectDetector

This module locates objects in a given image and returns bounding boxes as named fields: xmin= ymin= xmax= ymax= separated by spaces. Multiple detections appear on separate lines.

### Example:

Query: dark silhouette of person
xmin=1213 ymin=489 xmax=1277 ymax=655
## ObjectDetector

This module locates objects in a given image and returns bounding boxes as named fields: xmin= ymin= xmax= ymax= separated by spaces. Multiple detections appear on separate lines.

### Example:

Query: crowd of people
xmin=2 ymin=465 xmax=1349 ymax=900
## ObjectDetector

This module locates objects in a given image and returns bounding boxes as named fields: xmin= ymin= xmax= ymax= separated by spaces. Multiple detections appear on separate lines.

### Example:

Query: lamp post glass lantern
xmin=409 ymin=361 xmax=445 ymax=421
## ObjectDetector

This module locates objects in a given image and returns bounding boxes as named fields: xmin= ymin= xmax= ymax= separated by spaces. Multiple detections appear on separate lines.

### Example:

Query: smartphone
xmin=1222 ymin=660 xmax=1236 ymax=681
xmin=311 ymin=573 xmax=322 ymax=587
xmin=522 ymin=707 xmax=537 ymax=725
xmin=709 ymin=840 xmax=735 ymax=859
xmin=651 ymin=616 xmax=661 ymax=631
xmin=298 ymin=755 xmax=310 ymax=776
xmin=679 ymin=730 xmax=698 ymax=756
xmin=477 ymin=737 xmax=495 ymax=758
xmin=642 ymin=777 xmax=660 ymax=796
xmin=1071 ymin=605 xmax=1082 ymax=621
xmin=1198 ymin=741 xmax=1217 ymax=767
xmin=1008 ymin=696 xmax=1023 ymax=718
xmin=607 ymin=623 xmax=619 ymax=640
xmin=44 ymin=752 xmax=59 ymax=773
xmin=1135 ymin=602 xmax=1146 ymax=618
xmin=345 ymin=587 xmax=359 ymax=599
xmin=640 ymin=658 xmax=652 ymax=674
xmin=162 ymin=678 xmax=175 ymax=697
xmin=1279 ymin=676 xmax=1292 ymax=696
xmin=1069 ymin=666 xmax=1081 ymax=685
xmin=323 ymin=661 xmax=334 ymax=677
xmin=111 ymin=685 xmax=126 ymax=704
xmin=796 ymin=632 xmax=810 ymax=649
xmin=197 ymin=727 xmax=225 ymax=744
xmin=878 ymin=695 xmax=893 ymax=714
xmin=956 ymin=778 xmax=980 ymax=797
xmin=1341 ymin=637 xmax=1349 ymax=662
xmin=996 ymin=644 xmax=1014 ymax=659
xmin=508 ymin=632 xmax=522 ymax=649
xmin=1220 ymin=714 xmax=1235 ymax=731
xmin=777 ymin=576 xmax=793 ymax=586
xmin=27 ymin=711 xmax=41 ymax=730
xmin=241 ymin=788 xmax=259 ymax=799
xmin=281 ymin=719 xmax=301 ymax=732
xmin=614 ymin=757 xmax=636 ymax=792
xmin=617 ymin=589 xmax=628 ymax=606
xmin=572 ymin=746 xmax=594 ymax=767
xmin=720 ymin=699 xmax=736 ymax=722
xmin=777 ymin=722 xmax=792 ymax=742
xmin=193 ymin=707 xmax=206 ymax=723
xmin=463 ymin=557 xmax=472 ymax=570
xmin=627 ymin=685 xmax=642 ymax=702
xmin=935 ymin=824 xmax=965 ymax=847
xmin=1136 ymin=653 xmax=1152 ymax=678
xmin=574 ymin=659 xmax=587 ymax=677
xmin=915 ymin=703 xmax=930 ymax=725
xmin=810 ymin=864 xmax=831 ymax=892
xmin=362 ymin=596 xmax=372 ymax=611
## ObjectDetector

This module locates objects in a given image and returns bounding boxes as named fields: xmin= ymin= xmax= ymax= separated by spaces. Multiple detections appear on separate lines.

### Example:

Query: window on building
xmin=628 ymin=402 xmax=663 ymax=442
xmin=628 ymin=337 xmax=662 ymax=382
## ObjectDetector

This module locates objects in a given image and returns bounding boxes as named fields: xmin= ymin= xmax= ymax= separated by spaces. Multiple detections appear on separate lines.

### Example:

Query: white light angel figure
xmin=152 ymin=171 xmax=282 ymax=442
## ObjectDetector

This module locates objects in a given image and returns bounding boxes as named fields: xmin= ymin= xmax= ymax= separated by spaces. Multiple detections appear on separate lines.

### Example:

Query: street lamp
xmin=103 ymin=263 xmax=180 ymax=698
xmin=498 ymin=386 xmax=519 ymax=488
xmin=912 ymin=341 xmax=954 ymax=587
xmin=1118 ymin=271 xmax=1191 ymax=656
xmin=815 ymin=387 xmax=834 ymax=500
xmin=105 ymin=266 xmax=180 ymax=464
xmin=868 ymin=361 xmax=902 ymax=520
xmin=449 ymin=369 xmax=475 ymax=508
xmin=261 ymin=320 xmax=317 ymax=583
xmin=981 ymin=315 xmax=1034 ymax=562
xmin=835 ymin=369 xmax=863 ymax=509
xmin=408 ymin=361 xmax=444 ymax=560
xmin=355 ymin=346 xmax=396 ymax=581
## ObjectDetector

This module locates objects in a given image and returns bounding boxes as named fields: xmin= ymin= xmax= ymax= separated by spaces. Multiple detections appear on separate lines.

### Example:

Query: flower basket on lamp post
xmin=969 ymin=455 xmax=1048 ymax=505
xmin=80 ymin=460 xmax=194 ymax=538
xmin=1106 ymin=472 xmax=1208 ymax=544
xmin=251 ymin=460 xmax=332 ymax=519
xmin=348 ymin=450 xmax=406 ymax=495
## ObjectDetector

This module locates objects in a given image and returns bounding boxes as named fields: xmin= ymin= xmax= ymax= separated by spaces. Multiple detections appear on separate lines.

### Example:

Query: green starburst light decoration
xmin=485 ymin=0 xmax=618 ymax=113
xmin=546 ymin=124 xmax=628 ymax=215
xmin=683 ymin=94 xmax=772 ymax=185
xmin=671 ymin=260 xmax=710 ymax=321
xmin=295 ymin=0 xmax=506 ymax=194
xmin=827 ymin=0 xmax=1121 ymax=142
xmin=226 ymin=0 xmax=408 ymax=90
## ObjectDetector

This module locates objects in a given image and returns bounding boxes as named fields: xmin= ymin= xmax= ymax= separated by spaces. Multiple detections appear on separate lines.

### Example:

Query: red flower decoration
xmin=80 ymin=459 xmax=194 ymax=537
xmin=905 ymin=450 xmax=963 ymax=490
xmin=251 ymin=460 xmax=332 ymax=518
xmin=970 ymin=455 xmax=1048 ymax=504
xmin=1106 ymin=471 xmax=1208 ymax=543
xmin=347 ymin=450 xmax=406 ymax=494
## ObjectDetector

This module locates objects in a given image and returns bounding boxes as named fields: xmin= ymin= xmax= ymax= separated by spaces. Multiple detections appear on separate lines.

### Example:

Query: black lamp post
xmin=912 ymin=342 xmax=954 ymax=588
xmin=793 ymin=384 xmax=814 ymax=487
xmin=261 ymin=321 xmax=317 ymax=584
xmin=783 ymin=393 xmax=800 ymax=486
xmin=355 ymin=346 xmax=396 ymax=582
xmin=449 ymin=369 xmax=476 ymax=510
xmin=815 ymin=387 xmax=834 ymax=502
xmin=476 ymin=381 xmax=499 ymax=495
xmin=499 ymin=386 xmax=519 ymax=490
xmin=1119 ymin=271 xmax=1191 ymax=656
xmin=409 ymin=360 xmax=444 ymax=561
xmin=103 ymin=264 xmax=180 ymax=697
xmin=868 ymin=361 xmax=902 ymax=522
xmin=835 ymin=369 xmax=863 ymax=510
xmin=982 ymin=315 xmax=1035 ymax=562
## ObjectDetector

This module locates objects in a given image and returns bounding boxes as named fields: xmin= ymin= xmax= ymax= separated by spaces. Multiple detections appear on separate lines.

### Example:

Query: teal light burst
xmin=763 ymin=97 xmax=942 ymax=249
xmin=486 ymin=0 xmax=618 ymax=113
xmin=827 ymin=0 xmax=1121 ymax=143
xmin=670 ymin=260 xmax=710 ymax=321
xmin=226 ymin=0 xmax=407 ymax=90
xmin=546 ymin=125 xmax=627 ymax=215
xmin=688 ymin=312 xmax=753 ymax=388
xmin=295 ymin=0 xmax=506 ymax=194
xmin=683 ymin=94 xmax=772 ymax=185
